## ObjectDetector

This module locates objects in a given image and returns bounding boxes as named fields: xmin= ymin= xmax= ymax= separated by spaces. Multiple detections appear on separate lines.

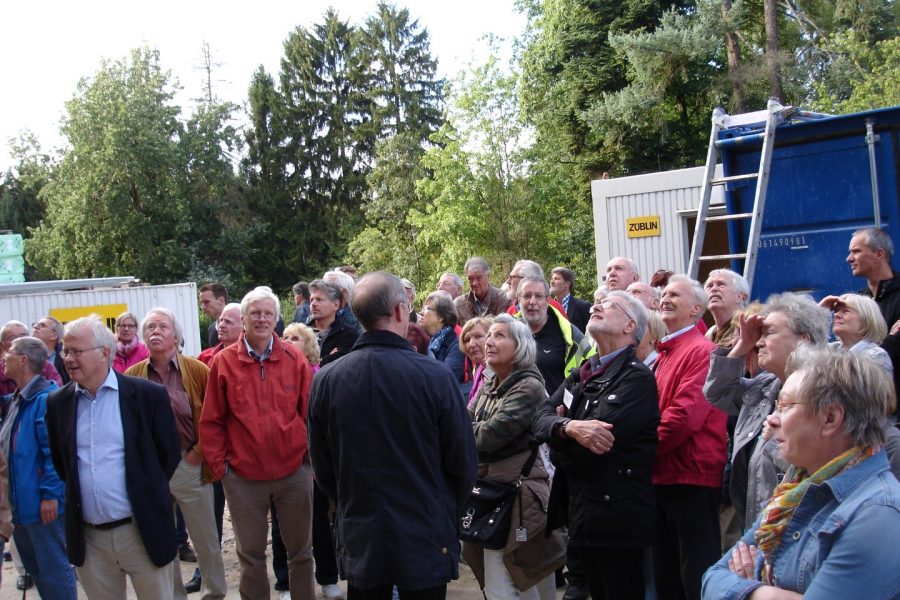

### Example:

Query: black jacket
xmin=46 ymin=371 xmax=181 ymax=567
xmin=533 ymin=345 xmax=660 ymax=548
xmin=308 ymin=330 xmax=477 ymax=590
xmin=860 ymin=272 xmax=900 ymax=417
xmin=318 ymin=317 xmax=360 ymax=368
xmin=565 ymin=297 xmax=593 ymax=335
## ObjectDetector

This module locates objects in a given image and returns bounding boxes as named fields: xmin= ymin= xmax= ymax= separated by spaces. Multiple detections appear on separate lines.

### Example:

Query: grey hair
xmin=324 ymin=269 xmax=356 ymax=304
xmin=42 ymin=317 xmax=65 ymax=342
xmin=1 ymin=320 xmax=28 ymax=343
xmin=513 ymin=260 xmax=544 ymax=280
xmin=836 ymin=293 xmax=887 ymax=343
xmin=607 ymin=291 xmax=649 ymax=344
xmin=667 ymin=274 xmax=708 ymax=318
xmin=115 ymin=311 xmax=140 ymax=329
xmin=241 ymin=286 xmax=281 ymax=317
xmin=464 ymin=256 xmax=491 ymax=275
xmin=786 ymin=346 xmax=891 ymax=446
xmin=141 ymin=307 xmax=184 ymax=349
xmin=609 ymin=256 xmax=640 ymax=279
xmin=309 ymin=279 xmax=343 ymax=304
xmin=425 ymin=291 xmax=458 ymax=327
xmin=10 ymin=336 xmax=49 ymax=374
xmin=706 ymin=268 xmax=750 ymax=307
xmin=764 ymin=292 xmax=830 ymax=346
xmin=64 ymin=316 xmax=116 ymax=367
xmin=440 ymin=272 xmax=463 ymax=287
xmin=493 ymin=314 xmax=536 ymax=370
xmin=221 ymin=303 xmax=242 ymax=317
xmin=516 ymin=276 xmax=550 ymax=297
xmin=854 ymin=227 xmax=894 ymax=263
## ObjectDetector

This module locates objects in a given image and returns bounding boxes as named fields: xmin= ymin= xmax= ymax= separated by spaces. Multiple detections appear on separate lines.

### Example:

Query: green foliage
xmin=810 ymin=31 xmax=900 ymax=113
xmin=0 ymin=132 xmax=52 ymax=240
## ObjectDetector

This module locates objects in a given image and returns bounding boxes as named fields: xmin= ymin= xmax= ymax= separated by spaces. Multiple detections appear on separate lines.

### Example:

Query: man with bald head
xmin=436 ymin=272 xmax=464 ymax=300
xmin=605 ymin=257 xmax=640 ymax=291
xmin=309 ymin=272 xmax=476 ymax=599
xmin=626 ymin=282 xmax=660 ymax=311
xmin=197 ymin=304 xmax=242 ymax=366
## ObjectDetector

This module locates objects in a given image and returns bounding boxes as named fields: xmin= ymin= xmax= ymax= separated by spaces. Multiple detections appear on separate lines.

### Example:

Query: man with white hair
xmin=200 ymin=287 xmax=315 ymax=599
xmin=46 ymin=316 xmax=181 ymax=598
xmin=652 ymin=275 xmax=726 ymax=600
xmin=436 ymin=272 xmax=464 ymax=300
xmin=126 ymin=309 xmax=226 ymax=599
xmin=703 ymin=269 xmax=749 ymax=347
xmin=604 ymin=257 xmax=640 ymax=291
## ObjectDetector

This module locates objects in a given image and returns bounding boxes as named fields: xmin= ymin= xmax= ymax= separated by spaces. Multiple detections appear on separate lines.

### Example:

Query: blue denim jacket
xmin=702 ymin=450 xmax=900 ymax=599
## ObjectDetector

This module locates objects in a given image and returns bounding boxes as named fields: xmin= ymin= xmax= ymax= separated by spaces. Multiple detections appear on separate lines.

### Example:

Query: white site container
xmin=0 ymin=280 xmax=202 ymax=357
xmin=592 ymin=165 xmax=725 ymax=287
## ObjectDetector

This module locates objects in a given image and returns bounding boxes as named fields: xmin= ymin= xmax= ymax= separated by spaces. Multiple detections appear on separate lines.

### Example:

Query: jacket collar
xmin=236 ymin=333 xmax=288 ymax=363
xmin=352 ymin=329 xmax=416 ymax=352
xmin=656 ymin=325 xmax=704 ymax=353
xmin=823 ymin=449 xmax=891 ymax=501
xmin=489 ymin=365 xmax=544 ymax=397
xmin=860 ymin=271 xmax=900 ymax=301
xmin=580 ymin=345 xmax=636 ymax=386
xmin=18 ymin=374 xmax=54 ymax=402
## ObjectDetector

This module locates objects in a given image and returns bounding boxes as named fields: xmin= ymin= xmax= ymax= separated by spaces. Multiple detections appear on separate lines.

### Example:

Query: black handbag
xmin=459 ymin=448 xmax=539 ymax=550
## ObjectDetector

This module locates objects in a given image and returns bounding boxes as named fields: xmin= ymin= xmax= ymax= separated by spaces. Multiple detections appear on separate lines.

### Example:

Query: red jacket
xmin=199 ymin=334 xmax=312 ymax=481
xmin=652 ymin=326 xmax=726 ymax=487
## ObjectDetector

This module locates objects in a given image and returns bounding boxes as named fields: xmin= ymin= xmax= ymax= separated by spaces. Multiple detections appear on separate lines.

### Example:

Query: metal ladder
xmin=687 ymin=99 xmax=784 ymax=291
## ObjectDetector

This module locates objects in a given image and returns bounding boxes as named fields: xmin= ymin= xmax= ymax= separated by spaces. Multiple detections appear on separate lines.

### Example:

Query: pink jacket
xmin=652 ymin=326 xmax=727 ymax=487
xmin=113 ymin=341 xmax=149 ymax=373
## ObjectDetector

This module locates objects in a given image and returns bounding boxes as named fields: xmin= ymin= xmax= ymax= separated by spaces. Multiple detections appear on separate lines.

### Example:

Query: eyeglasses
xmin=520 ymin=292 xmax=547 ymax=301
xmin=61 ymin=346 xmax=103 ymax=359
xmin=247 ymin=311 xmax=276 ymax=322
xmin=774 ymin=400 xmax=804 ymax=415
xmin=600 ymin=300 xmax=635 ymax=321
xmin=116 ymin=323 xmax=137 ymax=329
xmin=32 ymin=322 xmax=48 ymax=330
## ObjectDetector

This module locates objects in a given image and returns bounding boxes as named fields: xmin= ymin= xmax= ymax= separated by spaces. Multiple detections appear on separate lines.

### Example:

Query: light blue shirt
xmin=76 ymin=368 xmax=132 ymax=524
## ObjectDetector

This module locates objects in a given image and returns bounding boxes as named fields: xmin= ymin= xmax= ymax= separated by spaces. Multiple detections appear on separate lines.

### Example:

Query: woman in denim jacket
xmin=702 ymin=348 xmax=900 ymax=600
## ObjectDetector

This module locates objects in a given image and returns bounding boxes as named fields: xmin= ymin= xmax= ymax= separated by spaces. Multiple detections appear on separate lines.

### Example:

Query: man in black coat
xmin=550 ymin=267 xmax=593 ymax=334
xmin=533 ymin=291 xmax=660 ymax=600
xmin=309 ymin=272 xmax=476 ymax=600
xmin=45 ymin=316 xmax=181 ymax=599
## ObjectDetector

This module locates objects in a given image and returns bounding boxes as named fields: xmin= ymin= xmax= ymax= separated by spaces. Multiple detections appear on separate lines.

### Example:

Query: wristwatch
xmin=557 ymin=418 xmax=572 ymax=438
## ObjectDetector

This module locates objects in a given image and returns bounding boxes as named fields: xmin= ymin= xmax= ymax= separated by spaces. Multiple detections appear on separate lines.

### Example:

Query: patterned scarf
xmin=116 ymin=336 xmax=139 ymax=361
xmin=755 ymin=445 xmax=875 ymax=584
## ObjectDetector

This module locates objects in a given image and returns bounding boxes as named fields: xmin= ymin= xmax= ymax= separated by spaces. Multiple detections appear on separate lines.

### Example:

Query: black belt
xmin=84 ymin=517 xmax=132 ymax=531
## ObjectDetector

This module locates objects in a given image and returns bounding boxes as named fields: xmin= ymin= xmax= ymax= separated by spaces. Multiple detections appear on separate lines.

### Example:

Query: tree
xmin=0 ymin=132 xmax=52 ymax=241
xmin=29 ymin=48 xmax=191 ymax=282
xmin=357 ymin=2 xmax=444 ymax=143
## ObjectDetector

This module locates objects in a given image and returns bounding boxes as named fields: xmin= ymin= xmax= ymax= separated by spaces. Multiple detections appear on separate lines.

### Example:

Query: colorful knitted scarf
xmin=755 ymin=445 xmax=875 ymax=584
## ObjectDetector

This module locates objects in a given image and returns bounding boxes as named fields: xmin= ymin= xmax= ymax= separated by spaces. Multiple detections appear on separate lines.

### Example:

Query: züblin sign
xmin=626 ymin=215 xmax=661 ymax=239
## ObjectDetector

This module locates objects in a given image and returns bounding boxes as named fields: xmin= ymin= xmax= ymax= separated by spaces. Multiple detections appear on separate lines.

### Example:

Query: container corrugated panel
xmin=718 ymin=104 xmax=900 ymax=300
xmin=0 ymin=283 xmax=202 ymax=357
xmin=0 ymin=256 xmax=25 ymax=274
xmin=592 ymin=165 xmax=724 ymax=287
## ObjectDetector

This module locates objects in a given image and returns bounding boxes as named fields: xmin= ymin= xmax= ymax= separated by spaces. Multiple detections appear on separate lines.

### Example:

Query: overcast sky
xmin=1 ymin=0 xmax=526 ymax=168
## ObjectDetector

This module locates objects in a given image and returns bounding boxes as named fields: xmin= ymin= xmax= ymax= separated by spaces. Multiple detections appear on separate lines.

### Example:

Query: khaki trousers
xmin=223 ymin=462 xmax=315 ymax=600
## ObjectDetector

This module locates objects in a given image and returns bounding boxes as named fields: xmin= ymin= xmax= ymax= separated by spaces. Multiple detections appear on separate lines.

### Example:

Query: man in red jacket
xmin=200 ymin=286 xmax=315 ymax=599
xmin=652 ymin=275 xmax=726 ymax=600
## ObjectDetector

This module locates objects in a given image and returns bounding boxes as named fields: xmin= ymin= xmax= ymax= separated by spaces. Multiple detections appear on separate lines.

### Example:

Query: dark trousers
xmin=653 ymin=484 xmax=721 ymax=600
xmin=348 ymin=584 xmax=446 ymax=600
xmin=575 ymin=546 xmax=645 ymax=600
xmin=214 ymin=481 xmax=225 ymax=544
xmin=312 ymin=481 xmax=339 ymax=585
xmin=271 ymin=500 xmax=289 ymax=591
xmin=566 ymin=543 xmax=586 ymax=584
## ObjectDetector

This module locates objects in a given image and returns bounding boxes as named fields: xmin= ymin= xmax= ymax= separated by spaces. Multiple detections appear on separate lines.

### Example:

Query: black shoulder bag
xmin=459 ymin=448 xmax=539 ymax=550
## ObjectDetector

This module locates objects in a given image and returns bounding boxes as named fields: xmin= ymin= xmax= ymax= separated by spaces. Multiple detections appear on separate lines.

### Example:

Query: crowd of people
xmin=0 ymin=227 xmax=899 ymax=599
